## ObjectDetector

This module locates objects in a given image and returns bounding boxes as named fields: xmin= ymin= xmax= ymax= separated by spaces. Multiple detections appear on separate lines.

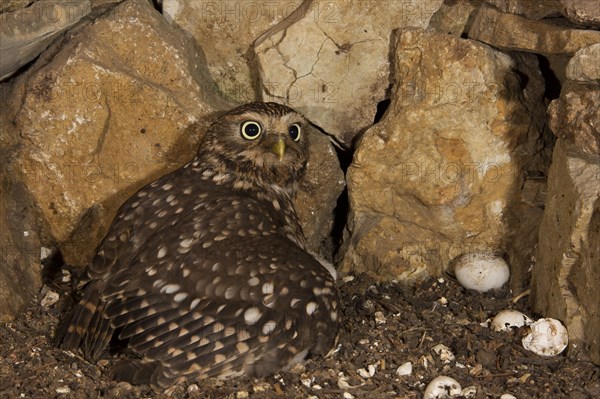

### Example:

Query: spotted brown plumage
xmin=57 ymin=102 xmax=340 ymax=387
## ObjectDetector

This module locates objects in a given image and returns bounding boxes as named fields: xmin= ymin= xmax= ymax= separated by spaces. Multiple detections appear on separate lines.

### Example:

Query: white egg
xmin=453 ymin=252 xmax=509 ymax=292
xmin=423 ymin=376 xmax=462 ymax=399
xmin=522 ymin=318 xmax=568 ymax=356
xmin=491 ymin=310 xmax=533 ymax=332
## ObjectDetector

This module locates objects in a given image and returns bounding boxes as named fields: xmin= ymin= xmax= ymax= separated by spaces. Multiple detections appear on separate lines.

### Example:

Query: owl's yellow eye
xmin=241 ymin=121 xmax=262 ymax=140
xmin=288 ymin=123 xmax=301 ymax=142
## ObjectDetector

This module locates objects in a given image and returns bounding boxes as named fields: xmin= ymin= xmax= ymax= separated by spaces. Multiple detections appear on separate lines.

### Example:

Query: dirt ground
xmin=1 ymin=270 xmax=599 ymax=399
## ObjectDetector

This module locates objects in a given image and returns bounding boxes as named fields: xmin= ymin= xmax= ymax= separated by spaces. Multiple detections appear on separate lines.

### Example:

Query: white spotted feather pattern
xmin=58 ymin=102 xmax=339 ymax=387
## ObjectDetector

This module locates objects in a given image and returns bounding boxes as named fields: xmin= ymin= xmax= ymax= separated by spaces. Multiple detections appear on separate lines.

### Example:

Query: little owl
xmin=58 ymin=102 xmax=340 ymax=387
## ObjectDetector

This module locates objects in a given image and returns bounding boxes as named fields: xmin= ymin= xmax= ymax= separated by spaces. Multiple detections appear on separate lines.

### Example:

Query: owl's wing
xmin=80 ymin=169 xmax=191 ymax=284
xmin=100 ymin=232 xmax=338 ymax=387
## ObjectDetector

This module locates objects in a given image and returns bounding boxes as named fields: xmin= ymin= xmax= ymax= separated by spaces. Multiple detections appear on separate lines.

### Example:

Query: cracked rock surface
xmin=255 ymin=0 xmax=443 ymax=144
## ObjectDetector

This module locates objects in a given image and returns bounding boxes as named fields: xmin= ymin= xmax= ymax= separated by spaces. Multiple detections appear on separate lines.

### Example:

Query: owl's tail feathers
xmin=56 ymin=284 xmax=115 ymax=361
xmin=113 ymin=359 xmax=177 ymax=388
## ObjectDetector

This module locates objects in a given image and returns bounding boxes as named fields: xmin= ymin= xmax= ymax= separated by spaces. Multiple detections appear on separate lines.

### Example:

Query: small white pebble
xmin=396 ymin=361 xmax=413 ymax=376
xmin=368 ymin=364 xmax=377 ymax=377
xmin=374 ymin=311 xmax=386 ymax=324
xmin=236 ymin=391 xmax=249 ymax=399
xmin=55 ymin=386 xmax=71 ymax=394
xmin=357 ymin=368 xmax=370 ymax=378
xmin=437 ymin=297 xmax=448 ymax=305
xmin=187 ymin=384 xmax=199 ymax=393
xmin=343 ymin=392 xmax=355 ymax=399
xmin=337 ymin=374 xmax=355 ymax=389
xmin=41 ymin=290 xmax=59 ymax=307
xmin=500 ymin=394 xmax=517 ymax=399
xmin=40 ymin=247 xmax=53 ymax=260
xmin=432 ymin=344 xmax=455 ymax=363
xmin=252 ymin=382 xmax=270 ymax=393
xmin=61 ymin=269 xmax=71 ymax=283
xmin=462 ymin=385 xmax=477 ymax=398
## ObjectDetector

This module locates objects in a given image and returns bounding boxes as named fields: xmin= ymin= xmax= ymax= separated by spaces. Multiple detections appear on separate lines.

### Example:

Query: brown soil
xmin=1 ymin=271 xmax=599 ymax=399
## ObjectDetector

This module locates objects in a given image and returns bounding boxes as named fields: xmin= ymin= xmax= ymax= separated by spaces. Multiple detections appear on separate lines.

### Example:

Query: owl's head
xmin=198 ymin=102 xmax=310 ymax=189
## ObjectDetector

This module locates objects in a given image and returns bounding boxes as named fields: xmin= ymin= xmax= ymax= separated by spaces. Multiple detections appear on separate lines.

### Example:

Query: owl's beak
xmin=271 ymin=138 xmax=286 ymax=161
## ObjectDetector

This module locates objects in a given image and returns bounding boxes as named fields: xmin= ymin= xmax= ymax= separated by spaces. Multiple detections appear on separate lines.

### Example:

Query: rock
xmin=255 ymin=0 xmax=443 ymax=145
xmin=0 ymin=0 xmax=92 ymax=81
xmin=531 ymin=139 xmax=600 ymax=366
xmin=469 ymin=4 xmax=600 ymax=55
xmin=340 ymin=29 xmax=536 ymax=280
xmin=482 ymin=0 xmax=561 ymax=20
xmin=295 ymin=127 xmax=345 ymax=257
xmin=566 ymin=43 xmax=600 ymax=82
xmin=9 ymin=0 xmax=226 ymax=266
xmin=427 ymin=0 xmax=478 ymax=36
xmin=559 ymin=0 xmax=600 ymax=27
xmin=162 ymin=0 xmax=303 ymax=103
xmin=0 ymin=0 xmax=33 ymax=14
xmin=0 ymin=164 xmax=42 ymax=321
xmin=548 ymin=81 xmax=600 ymax=155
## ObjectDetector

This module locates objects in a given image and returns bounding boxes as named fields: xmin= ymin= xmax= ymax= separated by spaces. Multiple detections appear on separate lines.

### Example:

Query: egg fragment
xmin=522 ymin=318 xmax=568 ymax=356
xmin=452 ymin=252 xmax=509 ymax=293
xmin=423 ymin=376 xmax=462 ymax=399
xmin=491 ymin=310 xmax=533 ymax=332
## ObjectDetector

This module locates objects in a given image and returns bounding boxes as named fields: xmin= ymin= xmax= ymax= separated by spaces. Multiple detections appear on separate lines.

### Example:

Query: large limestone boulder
xmin=162 ymin=0 xmax=303 ymax=103
xmin=8 ymin=0 xmax=226 ymax=266
xmin=548 ymin=81 xmax=600 ymax=155
xmin=340 ymin=29 xmax=537 ymax=280
xmin=0 ymin=0 xmax=92 ymax=81
xmin=482 ymin=0 xmax=561 ymax=20
xmin=559 ymin=0 xmax=600 ymax=27
xmin=566 ymin=43 xmax=600 ymax=82
xmin=255 ymin=0 xmax=443 ymax=145
xmin=531 ymin=140 xmax=600 ymax=365
xmin=469 ymin=4 xmax=600 ymax=55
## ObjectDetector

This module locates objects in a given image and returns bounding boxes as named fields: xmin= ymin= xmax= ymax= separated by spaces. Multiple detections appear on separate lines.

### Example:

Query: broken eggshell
xmin=453 ymin=252 xmax=509 ymax=293
xmin=491 ymin=310 xmax=533 ymax=332
xmin=423 ymin=376 xmax=462 ymax=399
xmin=522 ymin=318 xmax=569 ymax=356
